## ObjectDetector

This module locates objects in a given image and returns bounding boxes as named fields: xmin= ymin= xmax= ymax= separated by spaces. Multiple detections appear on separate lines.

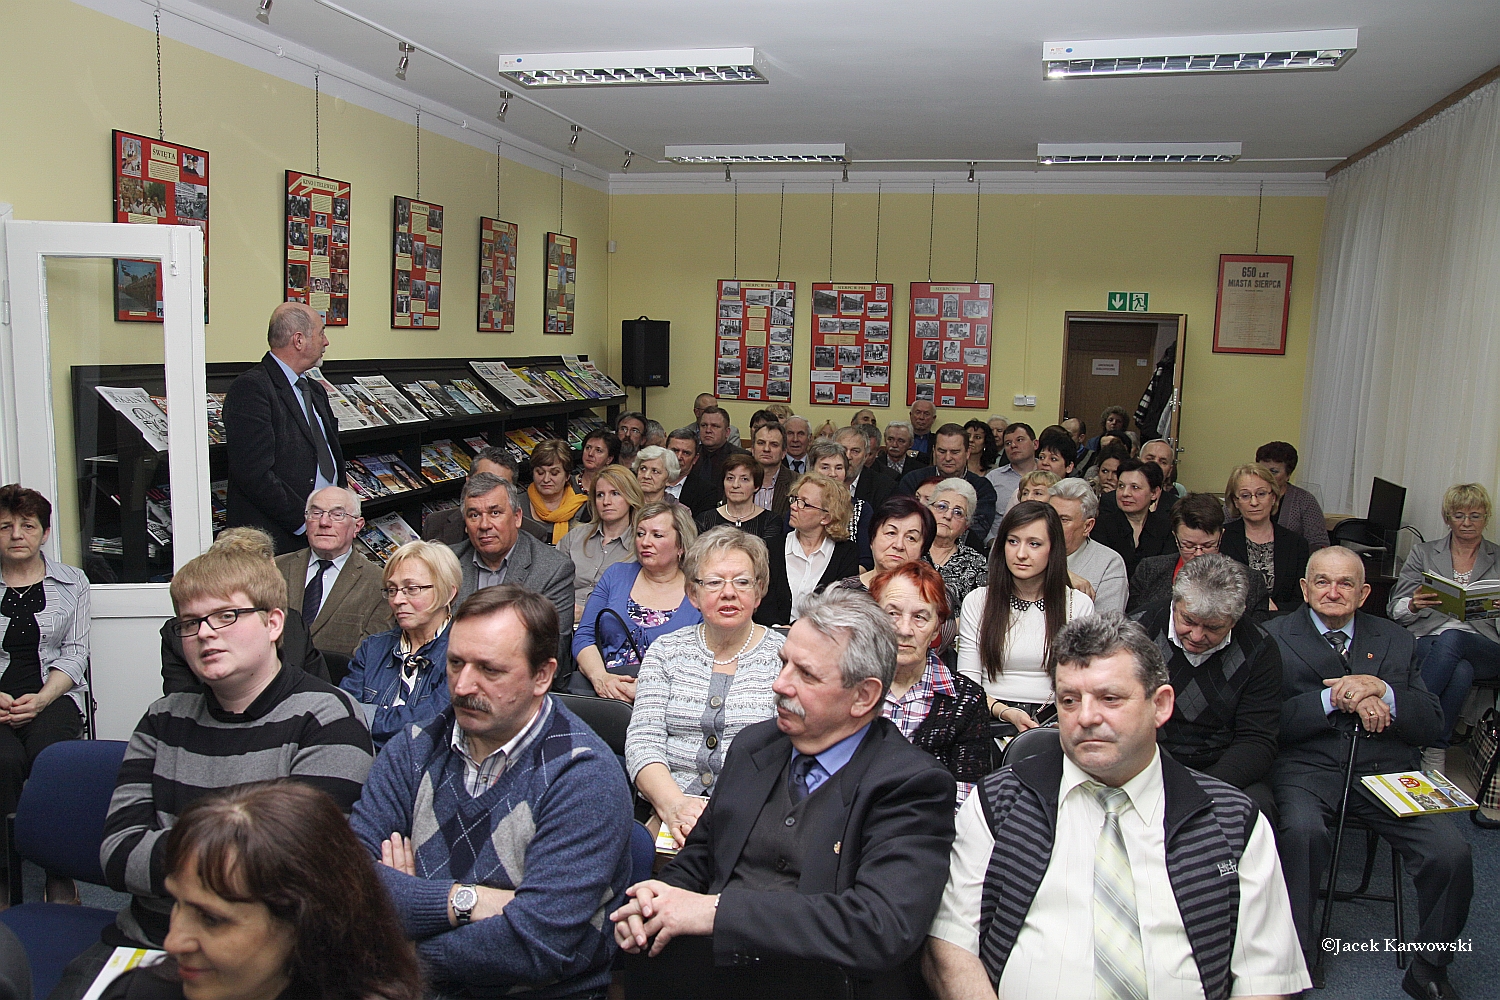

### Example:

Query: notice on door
xmin=1091 ymin=359 xmax=1120 ymax=376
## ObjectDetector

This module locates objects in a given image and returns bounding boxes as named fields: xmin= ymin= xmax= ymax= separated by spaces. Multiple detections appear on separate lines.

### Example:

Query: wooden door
xmin=1062 ymin=321 xmax=1158 ymax=432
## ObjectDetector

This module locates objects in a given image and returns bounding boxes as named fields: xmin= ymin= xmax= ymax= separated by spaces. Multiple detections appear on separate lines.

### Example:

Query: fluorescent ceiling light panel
xmin=1037 ymin=142 xmax=1242 ymax=164
xmin=665 ymin=143 xmax=848 ymax=164
xmin=498 ymin=48 xmax=767 ymax=87
xmin=1042 ymin=29 xmax=1357 ymax=79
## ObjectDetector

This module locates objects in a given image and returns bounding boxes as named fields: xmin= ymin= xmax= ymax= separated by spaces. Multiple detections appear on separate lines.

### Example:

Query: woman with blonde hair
xmin=1016 ymin=469 xmax=1059 ymax=504
xmin=1390 ymin=482 xmax=1500 ymax=773
xmin=526 ymin=439 xmax=588 ymax=543
xmin=340 ymin=540 xmax=461 ymax=749
xmin=559 ymin=465 xmax=643 ymax=621
xmin=1220 ymin=462 xmax=1308 ymax=614
xmin=757 ymin=472 xmax=858 ymax=625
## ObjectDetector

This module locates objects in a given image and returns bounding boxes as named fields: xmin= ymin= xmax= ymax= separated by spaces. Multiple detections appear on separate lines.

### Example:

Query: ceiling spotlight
xmin=725 ymin=164 xmax=732 ymax=182
xmin=842 ymin=162 xmax=849 ymax=182
xmin=256 ymin=0 xmax=271 ymax=24
xmin=967 ymin=163 xmax=976 ymax=182
xmin=496 ymin=90 xmax=510 ymax=121
xmin=396 ymin=41 xmax=414 ymax=80
xmin=569 ymin=125 xmax=581 ymax=147
xmin=622 ymin=151 xmax=633 ymax=172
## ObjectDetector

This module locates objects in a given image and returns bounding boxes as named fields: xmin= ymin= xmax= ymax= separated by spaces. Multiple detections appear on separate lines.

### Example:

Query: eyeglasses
xmin=1235 ymin=490 xmax=1274 ymax=503
xmin=1175 ymin=536 xmax=1221 ymax=555
xmin=695 ymin=577 xmax=755 ymax=593
xmin=171 ymin=607 xmax=267 ymax=638
xmin=382 ymin=584 xmax=436 ymax=599
xmin=1450 ymin=512 xmax=1487 ymax=524
xmin=788 ymin=495 xmax=827 ymax=513
xmin=306 ymin=507 xmax=355 ymax=523
xmin=929 ymin=500 xmax=970 ymax=521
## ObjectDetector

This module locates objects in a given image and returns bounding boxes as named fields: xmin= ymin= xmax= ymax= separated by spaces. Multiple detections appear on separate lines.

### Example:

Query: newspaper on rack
xmin=306 ymin=367 xmax=379 ymax=431
xmin=355 ymin=375 xmax=427 ymax=424
xmin=470 ymin=360 xmax=548 ymax=407
xmin=95 ymin=386 xmax=171 ymax=452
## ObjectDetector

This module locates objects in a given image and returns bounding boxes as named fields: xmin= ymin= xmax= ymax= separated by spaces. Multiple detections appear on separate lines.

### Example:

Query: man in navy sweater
xmin=352 ymin=585 xmax=632 ymax=1000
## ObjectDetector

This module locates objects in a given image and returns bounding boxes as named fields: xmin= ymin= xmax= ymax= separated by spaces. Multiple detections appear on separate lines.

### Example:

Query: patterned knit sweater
xmin=350 ymin=697 xmax=632 ymax=999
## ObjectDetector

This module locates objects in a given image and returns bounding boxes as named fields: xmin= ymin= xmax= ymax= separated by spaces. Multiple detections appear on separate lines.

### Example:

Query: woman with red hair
xmin=868 ymin=561 xmax=997 ymax=805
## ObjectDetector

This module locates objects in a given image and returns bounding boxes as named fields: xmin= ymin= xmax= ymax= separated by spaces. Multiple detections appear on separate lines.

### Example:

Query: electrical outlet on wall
xmin=1013 ymin=394 xmax=1038 ymax=408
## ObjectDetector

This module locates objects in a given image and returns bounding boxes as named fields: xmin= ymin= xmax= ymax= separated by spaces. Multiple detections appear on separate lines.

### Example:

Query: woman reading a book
xmin=1389 ymin=482 xmax=1500 ymax=772
xmin=340 ymin=540 xmax=460 ymax=750
xmin=559 ymin=465 xmax=644 ymax=621
xmin=526 ymin=440 xmax=588 ymax=544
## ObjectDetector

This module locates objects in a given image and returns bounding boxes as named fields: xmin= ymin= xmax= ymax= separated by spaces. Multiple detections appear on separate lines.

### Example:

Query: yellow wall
xmin=608 ymin=189 xmax=1324 ymax=492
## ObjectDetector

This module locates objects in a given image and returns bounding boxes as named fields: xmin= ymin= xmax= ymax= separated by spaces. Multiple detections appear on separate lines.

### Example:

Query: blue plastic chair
xmin=1 ymin=739 xmax=129 ymax=1000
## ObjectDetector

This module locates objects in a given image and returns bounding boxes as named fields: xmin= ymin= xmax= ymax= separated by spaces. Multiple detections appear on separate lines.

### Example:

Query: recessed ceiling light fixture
xmin=498 ymin=48 xmax=768 ymax=88
xmin=665 ymin=143 xmax=848 ymax=164
xmin=1042 ymin=29 xmax=1356 ymax=79
xmin=1037 ymin=142 xmax=1242 ymax=164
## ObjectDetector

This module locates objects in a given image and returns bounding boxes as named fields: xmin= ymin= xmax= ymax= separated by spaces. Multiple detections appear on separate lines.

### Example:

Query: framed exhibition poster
xmin=809 ymin=282 xmax=893 ymax=406
xmin=478 ymin=217 xmax=518 ymax=332
xmin=391 ymin=196 xmax=443 ymax=329
xmin=1213 ymin=254 xmax=1293 ymax=355
xmin=544 ymin=232 xmax=576 ymax=334
xmin=285 ymin=171 xmax=351 ymax=325
xmin=112 ymin=129 xmax=209 ymax=322
xmin=715 ymin=280 xmax=795 ymax=402
xmin=907 ymin=281 xmax=993 ymax=408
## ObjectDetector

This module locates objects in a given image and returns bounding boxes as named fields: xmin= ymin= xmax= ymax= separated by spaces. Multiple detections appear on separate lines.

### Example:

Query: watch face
xmin=454 ymin=886 xmax=478 ymax=911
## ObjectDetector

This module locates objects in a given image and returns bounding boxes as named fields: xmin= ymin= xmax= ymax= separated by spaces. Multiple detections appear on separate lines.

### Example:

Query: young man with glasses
xmin=274 ymin=486 xmax=390 ymax=658
xmin=54 ymin=537 xmax=373 ymax=999
xmin=1126 ymin=493 xmax=1271 ymax=618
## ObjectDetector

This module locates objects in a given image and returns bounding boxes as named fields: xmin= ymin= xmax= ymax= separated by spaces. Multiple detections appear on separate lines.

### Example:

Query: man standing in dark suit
xmin=1265 ymin=546 xmax=1471 ymax=998
xmin=224 ymin=302 xmax=345 ymax=553
xmin=613 ymin=588 xmax=956 ymax=999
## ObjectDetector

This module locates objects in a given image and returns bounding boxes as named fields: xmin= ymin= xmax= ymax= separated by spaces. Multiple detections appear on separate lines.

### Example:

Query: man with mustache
xmin=926 ymin=612 xmax=1308 ymax=1000
xmin=612 ymin=587 xmax=956 ymax=999
xmin=352 ymin=585 xmax=634 ymax=999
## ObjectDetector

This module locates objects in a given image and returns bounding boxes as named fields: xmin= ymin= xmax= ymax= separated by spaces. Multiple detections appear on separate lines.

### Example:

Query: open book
xmin=1420 ymin=572 xmax=1500 ymax=622
xmin=1361 ymin=770 xmax=1478 ymax=817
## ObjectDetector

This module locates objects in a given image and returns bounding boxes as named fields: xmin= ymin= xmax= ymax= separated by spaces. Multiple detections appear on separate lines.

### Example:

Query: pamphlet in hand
xmin=81 ymin=947 xmax=166 ymax=1000
xmin=653 ymin=795 xmax=710 ymax=854
xmin=1360 ymin=769 xmax=1478 ymax=817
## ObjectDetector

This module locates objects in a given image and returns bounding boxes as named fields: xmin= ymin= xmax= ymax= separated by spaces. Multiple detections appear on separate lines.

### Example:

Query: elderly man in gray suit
xmin=448 ymin=473 xmax=574 ymax=663
xmin=275 ymin=486 xmax=391 ymax=659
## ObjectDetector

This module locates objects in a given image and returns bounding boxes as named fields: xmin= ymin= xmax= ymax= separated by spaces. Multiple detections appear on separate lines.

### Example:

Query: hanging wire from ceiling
xmin=495 ymin=139 xmax=503 ymax=217
xmin=558 ymin=163 xmax=565 ymax=232
xmin=775 ymin=183 xmax=786 ymax=281
xmin=973 ymin=178 xmax=982 ymax=283
xmin=155 ymin=4 xmax=164 ymax=140
xmin=732 ymin=180 xmax=739 ymax=279
xmin=414 ymin=110 xmax=421 ymax=198
xmin=1254 ymin=180 xmax=1265 ymax=254
xmin=926 ymin=181 xmax=936 ymax=282
xmin=828 ymin=182 xmax=835 ymax=282
xmin=874 ymin=180 xmax=883 ymax=282
xmin=314 ymin=69 xmax=320 ymax=175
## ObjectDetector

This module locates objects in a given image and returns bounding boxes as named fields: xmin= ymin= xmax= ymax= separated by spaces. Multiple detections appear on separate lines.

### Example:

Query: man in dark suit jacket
xmin=447 ymin=474 xmax=574 ymax=665
xmin=1265 ymin=546 xmax=1471 ymax=998
xmin=224 ymin=303 xmax=345 ymax=553
xmin=421 ymin=450 xmax=549 ymax=546
xmin=838 ymin=427 xmax=896 ymax=513
xmin=614 ymin=588 xmax=956 ymax=999
xmin=895 ymin=424 xmax=997 ymax=547
xmin=275 ymin=487 xmax=390 ymax=659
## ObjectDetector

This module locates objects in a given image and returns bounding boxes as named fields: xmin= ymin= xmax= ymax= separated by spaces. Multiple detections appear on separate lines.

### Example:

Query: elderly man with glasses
xmin=274 ymin=486 xmax=391 ymax=658
xmin=1126 ymin=492 xmax=1269 ymax=619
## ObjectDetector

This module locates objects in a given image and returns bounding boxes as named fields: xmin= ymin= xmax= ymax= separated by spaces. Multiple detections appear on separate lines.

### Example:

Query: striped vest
xmin=975 ymin=743 xmax=1256 ymax=1000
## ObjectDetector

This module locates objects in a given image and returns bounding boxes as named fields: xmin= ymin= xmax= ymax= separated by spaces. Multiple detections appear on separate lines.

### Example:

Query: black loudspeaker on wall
xmin=621 ymin=316 xmax=670 ymax=388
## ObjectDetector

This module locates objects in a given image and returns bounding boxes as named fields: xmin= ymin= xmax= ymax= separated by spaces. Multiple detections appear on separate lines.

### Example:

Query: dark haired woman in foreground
xmin=102 ymin=781 xmax=422 ymax=1000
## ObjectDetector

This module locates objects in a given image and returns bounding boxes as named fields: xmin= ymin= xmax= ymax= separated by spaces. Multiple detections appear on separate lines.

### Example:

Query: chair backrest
xmin=14 ymin=740 xmax=129 ymax=885
xmin=553 ymin=693 xmax=633 ymax=759
xmin=628 ymin=821 xmax=656 ymax=885
xmin=320 ymin=649 xmax=352 ymax=687
xmin=1000 ymin=725 xmax=1060 ymax=769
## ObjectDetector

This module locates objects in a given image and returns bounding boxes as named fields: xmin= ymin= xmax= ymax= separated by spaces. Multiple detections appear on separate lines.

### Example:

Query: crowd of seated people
xmin=12 ymin=383 xmax=1491 ymax=1000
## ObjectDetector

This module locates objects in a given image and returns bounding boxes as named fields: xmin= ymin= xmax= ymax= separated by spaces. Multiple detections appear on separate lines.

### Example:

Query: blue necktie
xmin=789 ymin=754 xmax=818 ymax=803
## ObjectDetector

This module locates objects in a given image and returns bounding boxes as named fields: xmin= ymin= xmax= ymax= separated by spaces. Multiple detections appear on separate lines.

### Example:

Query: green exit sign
xmin=1107 ymin=291 xmax=1150 ymax=312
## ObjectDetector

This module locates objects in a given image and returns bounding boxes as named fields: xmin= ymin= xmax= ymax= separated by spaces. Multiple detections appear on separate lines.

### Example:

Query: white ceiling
xmin=190 ymin=0 xmax=1500 ymax=175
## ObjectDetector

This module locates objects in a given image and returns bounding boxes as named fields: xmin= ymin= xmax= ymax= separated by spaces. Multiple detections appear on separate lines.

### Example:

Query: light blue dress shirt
xmin=271 ymin=353 xmax=336 ymax=493
xmin=790 ymin=722 xmax=871 ymax=796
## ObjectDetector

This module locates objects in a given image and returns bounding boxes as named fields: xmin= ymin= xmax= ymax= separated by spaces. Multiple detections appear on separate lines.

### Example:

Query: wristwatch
xmin=451 ymin=883 xmax=479 ymax=925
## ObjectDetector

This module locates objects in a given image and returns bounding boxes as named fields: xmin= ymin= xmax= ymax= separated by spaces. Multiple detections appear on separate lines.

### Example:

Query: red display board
xmin=907 ymin=282 xmax=993 ymax=408
xmin=112 ymin=130 xmax=209 ymax=322
xmin=544 ymin=232 xmax=576 ymax=334
xmin=284 ymin=171 xmax=350 ymax=325
xmin=391 ymin=196 xmax=443 ymax=329
xmin=478 ymin=217 xmax=518 ymax=332
xmin=715 ymin=280 xmax=795 ymax=403
xmin=810 ymin=283 xmax=893 ymax=407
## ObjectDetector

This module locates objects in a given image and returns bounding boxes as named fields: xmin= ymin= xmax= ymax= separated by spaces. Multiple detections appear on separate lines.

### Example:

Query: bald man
xmin=224 ymin=302 xmax=345 ymax=553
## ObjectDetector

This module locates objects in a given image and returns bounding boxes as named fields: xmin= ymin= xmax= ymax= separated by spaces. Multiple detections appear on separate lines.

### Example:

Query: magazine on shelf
xmin=1419 ymin=572 xmax=1500 ymax=622
xmin=400 ymin=381 xmax=452 ymax=419
xmin=1360 ymin=770 xmax=1478 ymax=817
xmin=441 ymin=383 xmax=482 ymax=415
xmin=306 ymin=369 xmax=379 ymax=431
xmin=416 ymin=380 xmax=462 ymax=416
xmin=358 ymin=455 xmax=414 ymax=494
xmin=371 ymin=512 xmax=420 ymax=546
xmin=513 ymin=368 xmax=563 ymax=403
xmin=344 ymin=459 xmax=389 ymax=498
xmin=357 ymin=524 xmax=401 ymax=564
xmin=419 ymin=442 xmax=469 ymax=483
xmin=210 ymin=481 xmax=228 ymax=533
xmin=451 ymin=378 xmax=503 ymax=413
xmin=95 ymin=386 xmax=170 ymax=452
xmin=577 ymin=358 xmax=623 ymax=396
xmin=377 ymin=453 xmax=425 ymax=491
xmin=432 ymin=439 xmax=471 ymax=473
xmin=205 ymin=393 xmax=227 ymax=444
xmin=336 ymin=384 xmax=392 ymax=427
xmin=355 ymin=376 xmax=427 ymax=424
xmin=470 ymin=360 xmax=548 ymax=407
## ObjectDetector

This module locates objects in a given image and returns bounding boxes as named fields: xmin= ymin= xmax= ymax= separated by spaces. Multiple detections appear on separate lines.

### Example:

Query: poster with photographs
xmin=544 ymin=232 xmax=577 ymax=334
xmin=810 ymin=282 xmax=893 ymax=407
xmin=716 ymin=279 xmax=795 ymax=402
xmin=391 ymin=196 xmax=443 ymax=329
xmin=907 ymin=281 xmax=993 ymax=408
xmin=284 ymin=171 xmax=350 ymax=325
xmin=112 ymin=130 xmax=209 ymax=322
xmin=478 ymin=217 xmax=519 ymax=332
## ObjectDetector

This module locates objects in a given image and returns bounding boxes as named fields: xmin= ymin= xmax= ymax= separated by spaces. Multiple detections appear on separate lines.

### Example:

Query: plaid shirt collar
xmin=883 ymin=652 xmax=956 ymax=738
xmin=449 ymin=695 xmax=552 ymax=797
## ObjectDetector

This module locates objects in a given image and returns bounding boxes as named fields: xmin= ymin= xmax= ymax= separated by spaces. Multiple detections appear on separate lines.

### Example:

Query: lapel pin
xmin=1367 ymin=652 xmax=1374 ymax=659
xmin=833 ymin=841 xmax=841 ymax=854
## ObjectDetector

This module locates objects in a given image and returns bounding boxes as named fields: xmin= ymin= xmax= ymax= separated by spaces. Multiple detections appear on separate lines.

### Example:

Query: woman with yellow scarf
xmin=526 ymin=439 xmax=588 ymax=544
